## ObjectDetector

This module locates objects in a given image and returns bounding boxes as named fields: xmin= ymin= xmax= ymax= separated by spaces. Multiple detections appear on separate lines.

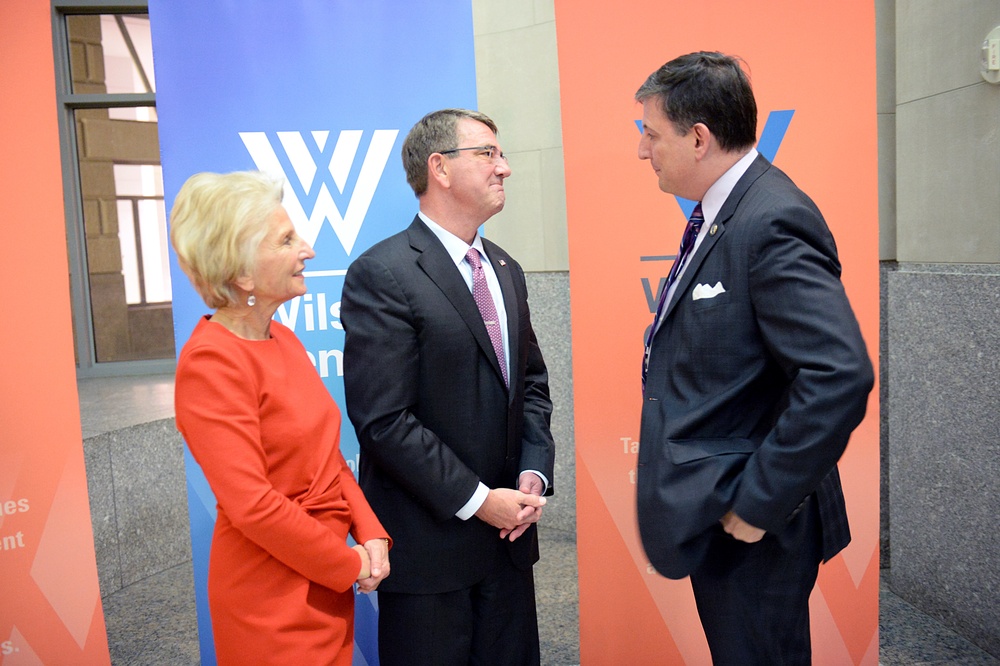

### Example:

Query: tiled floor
xmin=78 ymin=373 xmax=175 ymax=439
xmin=100 ymin=528 xmax=999 ymax=666
xmin=81 ymin=375 xmax=998 ymax=665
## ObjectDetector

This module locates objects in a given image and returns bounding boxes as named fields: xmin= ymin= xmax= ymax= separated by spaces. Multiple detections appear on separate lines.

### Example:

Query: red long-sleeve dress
xmin=175 ymin=316 xmax=389 ymax=665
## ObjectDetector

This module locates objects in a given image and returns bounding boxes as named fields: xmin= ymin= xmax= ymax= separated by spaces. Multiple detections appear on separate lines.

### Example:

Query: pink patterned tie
xmin=466 ymin=248 xmax=508 ymax=387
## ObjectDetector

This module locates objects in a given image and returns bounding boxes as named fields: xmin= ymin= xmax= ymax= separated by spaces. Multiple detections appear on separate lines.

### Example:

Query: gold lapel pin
xmin=709 ymin=224 xmax=718 ymax=236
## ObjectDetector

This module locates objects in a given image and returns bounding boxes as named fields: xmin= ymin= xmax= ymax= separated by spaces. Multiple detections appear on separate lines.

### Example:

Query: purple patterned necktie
xmin=642 ymin=203 xmax=705 ymax=390
xmin=466 ymin=248 xmax=508 ymax=387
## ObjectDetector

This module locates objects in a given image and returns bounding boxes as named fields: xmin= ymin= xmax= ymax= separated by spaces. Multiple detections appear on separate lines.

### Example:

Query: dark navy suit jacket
xmin=637 ymin=154 xmax=874 ymax=579
xmin=341 ymin=216 xmax=555 ymax=594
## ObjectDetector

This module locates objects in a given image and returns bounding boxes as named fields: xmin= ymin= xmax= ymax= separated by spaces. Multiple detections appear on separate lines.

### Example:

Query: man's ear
xmin=691 ymin=122 xmax=713 ymax=156
xmin=427 ymin=153 xmax=450 ymax=189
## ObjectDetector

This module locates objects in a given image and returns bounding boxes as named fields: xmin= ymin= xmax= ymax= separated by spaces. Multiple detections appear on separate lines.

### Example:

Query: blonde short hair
xmin=169 ymin=171 xmax=284 ymax=309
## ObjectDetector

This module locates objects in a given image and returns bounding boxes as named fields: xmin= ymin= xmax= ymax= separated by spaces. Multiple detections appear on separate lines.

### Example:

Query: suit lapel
xmin=661 ymin=155 xmax=772 ymax=322
xmin=408 ymin=218 xmax=507 ymax=387
xmin=663 ymin=220 xmax=724 ymax=321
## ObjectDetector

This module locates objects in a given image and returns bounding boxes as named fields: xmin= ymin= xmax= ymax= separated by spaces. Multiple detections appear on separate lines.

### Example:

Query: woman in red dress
xmin=171 ymin=171 xmax=390 ymax=665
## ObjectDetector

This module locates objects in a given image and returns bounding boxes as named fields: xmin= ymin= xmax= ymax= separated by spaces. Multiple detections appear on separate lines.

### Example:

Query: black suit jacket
xmin=341 ymin=216 xmax=555 ymax=594
xmin=637 ymin=155 xmax=874 ymax=579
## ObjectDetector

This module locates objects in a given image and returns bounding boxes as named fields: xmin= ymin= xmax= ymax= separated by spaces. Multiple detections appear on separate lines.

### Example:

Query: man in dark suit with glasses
xmin=342 ymin=108 xmax=555 ymax=666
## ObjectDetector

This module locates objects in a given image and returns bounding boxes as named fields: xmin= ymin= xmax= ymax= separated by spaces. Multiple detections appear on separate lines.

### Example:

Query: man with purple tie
xmin=341 ymin=108 xmax=555 ymax=666
xmin=634 ymin=52 xmax=874 ymax=664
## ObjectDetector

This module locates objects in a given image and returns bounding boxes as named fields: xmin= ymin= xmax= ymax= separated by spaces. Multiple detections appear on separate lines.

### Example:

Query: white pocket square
xmin=692 ymin=281 xmax=726 ymax=301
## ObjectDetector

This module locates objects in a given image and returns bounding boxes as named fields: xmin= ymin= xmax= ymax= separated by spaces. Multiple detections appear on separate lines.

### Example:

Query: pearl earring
xmin=247 ymin=293 xmax=256 ymax=307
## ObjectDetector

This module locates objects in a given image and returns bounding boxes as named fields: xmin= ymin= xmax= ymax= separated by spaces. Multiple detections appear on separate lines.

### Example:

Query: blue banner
xmin=150 ymin=3 xmax=477 ymax=663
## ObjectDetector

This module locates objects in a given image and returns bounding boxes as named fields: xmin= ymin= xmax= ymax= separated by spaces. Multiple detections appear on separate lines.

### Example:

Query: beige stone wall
xmin=892 ymin=2 xmax=1000 ymax=263
xmin=473 ymin=0 xmax=568 ymax=272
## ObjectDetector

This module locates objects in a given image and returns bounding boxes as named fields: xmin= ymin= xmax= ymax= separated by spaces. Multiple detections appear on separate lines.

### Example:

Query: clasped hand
xmin=476 ymin=473 xmax=547 ymax=542
xmin=353 ymin=538 xmax=390 ymax=593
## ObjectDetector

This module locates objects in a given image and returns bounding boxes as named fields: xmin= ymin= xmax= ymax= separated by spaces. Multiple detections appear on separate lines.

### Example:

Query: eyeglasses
xmin=437 ymin=145 xmax=507 ymax=163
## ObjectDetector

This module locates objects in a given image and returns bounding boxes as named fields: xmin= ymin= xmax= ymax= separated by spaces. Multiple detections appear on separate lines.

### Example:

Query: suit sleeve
xmin=732 ymin=202 xmax=874 ymax=533
xmin=341 ymin=254 xmax=483 ymax=521
xmin=510 ymin=262 xmax=556 ymax=493
xmin=175 ymin=344 xmax=364 ymax=592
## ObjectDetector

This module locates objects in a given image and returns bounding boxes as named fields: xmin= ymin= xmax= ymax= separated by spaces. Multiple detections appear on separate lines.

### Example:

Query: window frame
xmin=52 ymin=0 xmax=175 ymax=377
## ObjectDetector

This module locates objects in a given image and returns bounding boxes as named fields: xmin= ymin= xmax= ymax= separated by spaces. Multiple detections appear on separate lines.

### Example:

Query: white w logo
xmin=239 ymin=129 xmax=398 ymax=256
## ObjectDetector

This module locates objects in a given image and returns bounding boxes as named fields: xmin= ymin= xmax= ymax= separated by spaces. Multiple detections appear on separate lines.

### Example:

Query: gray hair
xmin=401 ymin=108 xmax=499 ymax=196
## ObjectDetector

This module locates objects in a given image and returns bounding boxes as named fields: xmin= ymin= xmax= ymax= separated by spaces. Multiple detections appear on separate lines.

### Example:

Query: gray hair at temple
xmin=401 ymin=108 xmax=499 ymax=196
xmin=635 ymin=51 xmax=757 ymax=154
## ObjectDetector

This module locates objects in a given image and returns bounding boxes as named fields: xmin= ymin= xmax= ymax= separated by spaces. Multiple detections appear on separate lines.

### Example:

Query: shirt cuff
xmin=455 ymin=482 xmax=490 ymax=520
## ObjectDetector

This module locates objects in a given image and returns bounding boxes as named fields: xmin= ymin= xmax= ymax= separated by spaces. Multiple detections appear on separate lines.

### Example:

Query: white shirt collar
xmin=700 ymin=148 xmax=758 ymax=226
xmin=418 ymin=211 xmax=485 ymax=267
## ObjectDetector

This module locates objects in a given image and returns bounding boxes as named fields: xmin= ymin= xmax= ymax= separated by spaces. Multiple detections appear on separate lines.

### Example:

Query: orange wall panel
xmin=0 ymin=1 xmax=111 ymax=663
xmin=556 ymin=2 xmax=879 ymax=663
